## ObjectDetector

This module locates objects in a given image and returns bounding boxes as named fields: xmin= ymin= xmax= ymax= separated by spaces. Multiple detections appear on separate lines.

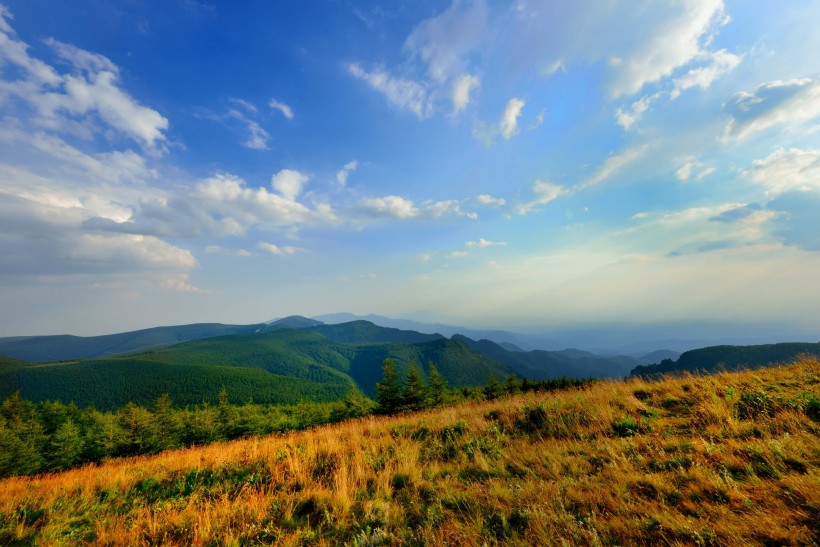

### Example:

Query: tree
xmin=426 ymin=362 xmax=448 ymax=407
xmin=503 ymin=374 xmax=521 ymax=395
xmin=376 ymin=359 xmax=403 ymax=415
xmin=49 ymin=418 xmax=84 ymax=471
xmin=402 ymin=362 xmax=426 ymax=412
xmin=341 ymin=388 xmax=376 ymax=419
xmin=483 ymin=375 xmax=502 ymax=400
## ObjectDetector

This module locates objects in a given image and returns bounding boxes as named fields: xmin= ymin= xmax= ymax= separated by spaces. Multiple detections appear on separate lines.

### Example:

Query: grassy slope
xmin=2 ymin=359 xmax=817 ymax=545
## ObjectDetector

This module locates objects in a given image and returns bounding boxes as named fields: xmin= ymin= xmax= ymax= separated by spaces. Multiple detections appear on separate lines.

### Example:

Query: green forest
xmin=0 ymin=360 xmax=591 ymax=479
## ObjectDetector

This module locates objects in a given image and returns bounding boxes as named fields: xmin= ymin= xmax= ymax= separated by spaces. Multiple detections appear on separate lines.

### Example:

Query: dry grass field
xmin=1 ymin=359 xmax=818 ymax=546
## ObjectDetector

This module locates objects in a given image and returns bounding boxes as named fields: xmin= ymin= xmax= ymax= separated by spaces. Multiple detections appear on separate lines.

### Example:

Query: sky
xmin=1 ymin=0 xmax=819 ymax=339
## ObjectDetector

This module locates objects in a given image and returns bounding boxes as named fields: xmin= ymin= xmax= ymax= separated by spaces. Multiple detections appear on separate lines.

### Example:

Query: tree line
xmin=0 ymin=359 xmax=592 ymax=478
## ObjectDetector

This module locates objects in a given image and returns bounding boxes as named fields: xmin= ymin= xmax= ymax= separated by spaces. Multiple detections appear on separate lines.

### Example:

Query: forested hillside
xmin=631 ymin=342 xmax=820 ymax=378
xmin=1 ymin=359 xmax=816 ymax=545
xmin=0 ymin=328 xmax=515 ymax=409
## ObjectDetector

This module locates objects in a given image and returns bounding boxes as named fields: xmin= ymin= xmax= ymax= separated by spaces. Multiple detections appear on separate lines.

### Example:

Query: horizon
xmin=1 ymin=1 xmax=819 ymax=338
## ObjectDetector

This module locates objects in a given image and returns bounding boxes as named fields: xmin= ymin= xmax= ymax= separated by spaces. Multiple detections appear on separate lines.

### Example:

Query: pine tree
xmin=426 ymin=362 xmax=448 ymax=407
xmin=376 ymin=359 xmax=403 ymax=415
xmin=483 ymin=375 xmax=502 ymax=400
xmin=402 ymin=362 xmax=426 ymax=412
xmin=49 ymin=418 xmax=84 ymax=471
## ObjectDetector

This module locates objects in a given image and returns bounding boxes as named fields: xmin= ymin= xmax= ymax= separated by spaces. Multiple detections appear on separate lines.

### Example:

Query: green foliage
xmin=631 ymin=342 xmax=820 ymax=378
xmin=401 ymin=363 xmax=426 ymax=412
xmin=376 ymin=359 xmax=403 ymax=415
xmin=426 ymin=363 xmax=448 ymax=407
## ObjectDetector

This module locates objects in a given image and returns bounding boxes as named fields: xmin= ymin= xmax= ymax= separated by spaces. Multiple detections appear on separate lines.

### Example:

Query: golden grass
xmin=1 ymin=359 xmax=818 ymax=545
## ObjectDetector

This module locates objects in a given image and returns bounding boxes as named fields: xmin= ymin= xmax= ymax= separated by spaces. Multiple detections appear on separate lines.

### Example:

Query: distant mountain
xmin=637 ymin=349 xmax=681 ymax=365
xmin=266 ymin=315 xmax=325 ymax=329
xmin=313 ymin=313 xmax=533 ymax=349
xmin=630 ymin=342 xmax=820 ymax=378
xmin=307 ymin=320 xmax=445 ymax=345
xmin=452 ymin=335 xmax=636 ymax=379
xmin=0 ymin=327 xmax=513 ymax=409
xmin=0 ymin=323 xmax=260 ymax=362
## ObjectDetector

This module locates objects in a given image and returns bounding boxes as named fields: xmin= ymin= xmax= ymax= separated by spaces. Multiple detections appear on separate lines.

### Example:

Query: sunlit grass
xmin=2 ymin=358 xmax=818 ymax=545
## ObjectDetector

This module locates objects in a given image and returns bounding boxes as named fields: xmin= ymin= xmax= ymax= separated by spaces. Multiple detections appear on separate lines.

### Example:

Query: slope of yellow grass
xmin=2 ymin=359 xmax=818 ymax=546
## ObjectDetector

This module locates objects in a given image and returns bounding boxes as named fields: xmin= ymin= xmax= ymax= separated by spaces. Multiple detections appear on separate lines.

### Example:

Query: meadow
xmin=1 ymin=359 xmax=818 ymax=545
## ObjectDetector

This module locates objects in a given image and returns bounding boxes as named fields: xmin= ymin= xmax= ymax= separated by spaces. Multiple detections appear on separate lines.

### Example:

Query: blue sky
xmin=1 ymin=0 xmax=819 ymax=338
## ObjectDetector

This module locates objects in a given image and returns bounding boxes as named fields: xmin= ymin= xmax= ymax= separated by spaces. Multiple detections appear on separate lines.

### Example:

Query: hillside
xmin=631 ymin=341 xmax=820 ymax=378
xmin=1 ymin=359 xmax=817 ymax=545
xmin=453 ymin=335 xmax=636 ymax=379
xmin=0 ymin=329 xmax=513 ymax=408
xmin=0 ymin=323 xmax=260 ymax=362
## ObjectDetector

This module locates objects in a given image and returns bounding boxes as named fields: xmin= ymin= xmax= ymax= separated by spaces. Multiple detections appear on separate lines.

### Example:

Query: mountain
xmin=308 ymin=320 xmax=445 ymax=345
xmin=313 ymin=312 xmax=533 ymax=349
xmin=637 ymin=349 xmax=681 ymax=365
xmin=266 ymin=315 xmax=325 ymax=329
xmin=0 ymin=323 xmax=260 ymax=362
xmin=0 ymin=327 xmax=513 ymax=409
xmin=630 ymin=341 xmax=820 ymax=378
xmin=452 ymin=335 xmax=636 ymax=379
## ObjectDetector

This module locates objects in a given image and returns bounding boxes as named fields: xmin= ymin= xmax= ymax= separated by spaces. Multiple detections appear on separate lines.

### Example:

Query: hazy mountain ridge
xmin=630 ymin=341 xmax=820 ymax=378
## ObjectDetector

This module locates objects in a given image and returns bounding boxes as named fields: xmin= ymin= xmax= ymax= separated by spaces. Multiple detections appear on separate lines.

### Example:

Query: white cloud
xmin=423 ymin=199 xmax=478 ymax=220
xmin=528 ymin=109 xmax=546 ymax=130
xmin=271 ymin=169 xmax=309 ymax=200
xmin=475 ymin=194 xmax=506 ymax=206
xmin=723 ymin=78 xmax=820 ymax=140
xmin=500 ymin=97 xmax=525 ymax=140
xmin=466 ymin=238 xmax=507 ymax=248
xmin=676 ymin=158 xmax=716 ymax=182
xmin=671 ymin=48 xmax=741 ymax=99
xmin=205 ymin=245 xmax=252 ymax=257
xmin=578 ymin=145 xmax=649 ymax=189
xmin=451 ymin=73 xmax=480 ymax=113
xmin=269 ymin=98 xmax=294 ymax=120
xmin=404 ymin=0 xmax=488 ymax=83
xmin=420 ymin=253 xmax=434 ymax=262
xmin=516 ymin=180 xmax=567 ymax=215
xmin=257 ymin=241 xmax=299 ymax=255
xmin=510 ymin=0 xmax=729 ymax=98
xmin=336 ymin=160 xmax=358 ymax=185
xmin=615 ymin=94 xmax=658 ymax=130
xmin=162 ymin=272 xmax=208 ymax=293
xmin=746 ymin=148 xmax=820 ymax=196
xmin=0 ymin=16 xmax=169 ymax=150
xmin=358 ymin=195 xmax=420 ymax=219
xmin=448 ymin=250 xmax=468 ymax=258
xmin=348 ymin=63 xmax=432 ymax=119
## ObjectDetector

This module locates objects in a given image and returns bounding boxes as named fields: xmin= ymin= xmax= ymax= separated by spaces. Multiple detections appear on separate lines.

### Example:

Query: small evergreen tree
xmin=376 ymin=359 xmax=403 ymax=415
xmin=503 ymin=374 xmax=521 ymax=395
xmin=426 ymin=362 xmax=448 ymax=407
xmin=49 ymin=418 xmax=84 ymax=471
xmin=402 ymin=362 xmax=426 ymax=412
xmin=342 ymin=388 xmax=376 ymax=419
xmin=483 ymin=375 xmax=502 ymax=400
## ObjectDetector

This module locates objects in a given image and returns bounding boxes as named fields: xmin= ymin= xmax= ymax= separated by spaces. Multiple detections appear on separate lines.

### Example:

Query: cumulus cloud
xmin=336 ymin=160 xmax=358 ymax=185
xmin=269 ymin=98 xmax=294 ymax=119
xmin=257 ymin=241 xmax=299 ymax=255
xmin=746 ymin=148 xmax=820 ymax=196
xmin=500 ymin=97 xmax=525 ymax=140
xmin=162 ymin=272 xmax=208 ymax=293
xmin=348 ymin=63 xmax=432 ymax=118
xmin=451 ymin=73 xmax=480 ymax=113
xmin=475 ymin=194 xmax=506 ymax=206
xmin=358 ymin=195 xmax=420 ymax=219
xmin=723 ymin=78 xmax=820 ymax=140
xmin=516 ymin=180 xmax=567 ymax=215
xmin=0 ymin=14 xmax=169 ymax=151
xmin=271 ymin=169 xmax=309 ymax=200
